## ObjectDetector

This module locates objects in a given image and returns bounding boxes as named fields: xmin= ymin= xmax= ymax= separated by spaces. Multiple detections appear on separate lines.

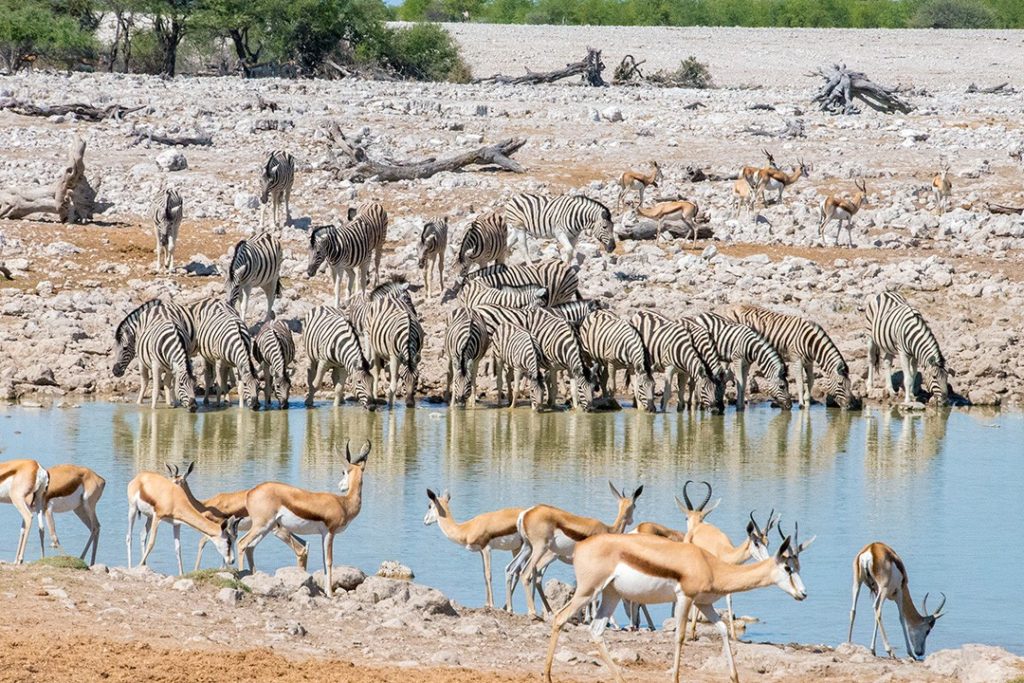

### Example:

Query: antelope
xmin=126 ymin=466 xmax=239 ymax=574
xmin=755 ymin=158 xmax=809 ymax=206
xmin=848 ymin=542 xmax=946 ymax=661
xmin=543 ymin=524 xmax=814 ymax=683
xmin=617 ymin=161 xmax=662 ymax=209
xmin=637 ymin=200 xmax=700 ymax=245
xmin=236 ymin=440 xmax=371 ymax=597
xmin=424 ymin=489 xmax=523 ymax=610
xmin=731 ymin=178 xmax=756 ymax=216
xmin=818 ymin=179 xmax=868 ymax=247
xmin=0 ymin=459 xmax=49 ymax=564
xmin=739 ymin=149 xmax=777 ymax=190
xmin=508 ymin=482 xmax=643 ymax=619
xmin=932 ymin=163 xmax=952 ymax=213
xmin=37 ymin=464 xmax=106 ymax=565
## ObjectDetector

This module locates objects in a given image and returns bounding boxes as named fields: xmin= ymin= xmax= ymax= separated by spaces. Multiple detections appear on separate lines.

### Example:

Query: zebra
xmin=134 ymin=306 xmax=198 ymax=412
xmin=366 ymin=295 xmax=424 ymax=408
xmin=418 ymin=217 xmax=448 ymax=298
xmin=688 ymin=311 xmax=793 ymax=410
xmin=865 ymin=291 xmax=949 ymax=405
xmin=504 ymin=193 xmax=615 ymax=264
xmin=631 ymin=311 xmax=722 ymax=412
xmin=446 ymin=260 xmax=579 ymax=306
xmin=491 ymin=323 xmax=545 ymax=410
xmin=225 ymin=230 xmax=282 ymax=320
xmin=307 ymin=222 xmax=375 ymax=306
xmin=457 ymin=211 xmax=507 ymax=275
xmin=302 ymin=306 xmax=374 ymax=410
xmin=259 ymin=150 xmax=294 ymax=230
xmin=153 ymin=188 xmax=182 ymax=273
xmin=474 ymin=305 xmax=593 ymax=411
xmin=348 ymin=280 xmax=416 ymax=336
xmin=549 ymin=299 xmax=606 ymax=328
xmin=195 ymin=304 xmax=260 ymax=410
xmin=252 ymin=318 xmax=294 ymax=409
xmin=580 ymin=310 xmax=655 ymax=412
xmin=347 ymin=202 xmax=388 ymax=286
xmin=728 ymin=304 xmax=851 ymax=408
xmin=113 ymin=299 xmax=167 ymax=380
xmin=443 ymin=307 xmax=490 ymax=407
xmin=458 ymin=280 xmax=548 ymax=309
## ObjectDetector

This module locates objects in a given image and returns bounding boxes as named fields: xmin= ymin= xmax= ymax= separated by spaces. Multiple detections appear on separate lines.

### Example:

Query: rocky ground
xmin=2 ymin=562 xmax=1021 ymax=683
xmin=0 ymin=27 xmax=1023 ymax=407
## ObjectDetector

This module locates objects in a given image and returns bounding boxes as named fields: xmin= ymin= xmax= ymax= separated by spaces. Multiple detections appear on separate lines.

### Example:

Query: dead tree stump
xmin=811 ymin=64 xmax=912 ymax=115
xmin=0 ymin=136 xmax=102 ymax=222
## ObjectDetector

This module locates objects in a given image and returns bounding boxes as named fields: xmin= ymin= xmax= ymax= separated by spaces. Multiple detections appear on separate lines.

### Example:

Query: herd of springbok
xmin=618 ymin=150 xmax=954 ymax=247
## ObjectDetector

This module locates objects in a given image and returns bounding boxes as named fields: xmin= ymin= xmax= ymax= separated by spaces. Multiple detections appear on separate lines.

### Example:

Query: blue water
xmin=0 ymin=402 xmax=1021 ymax=654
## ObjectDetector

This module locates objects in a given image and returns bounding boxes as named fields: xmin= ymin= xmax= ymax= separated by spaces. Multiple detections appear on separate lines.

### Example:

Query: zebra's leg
xmin=736 ymin=359 xmax=748 ymax=411
xmin=517 ymin=230 xmax=532 ymax=265
xmin=333 ymin=368 xmax=347 ymax=407
xmin=510 ymin=368 xmax=521 ymax=409
xmin=331 ymin=267 xmax=342 ymax=307
xmin=802 ymin=361 xmax=814 ymax=406
xmin=150 ymin=366 xmax=160 ymax=409
xmin=661 ymin=367 xmax=674 ymax=412
xmin=444 ymin=359 xmax=453 ymax=404
xmin=468 ymin=357 xmax=479 ymax=408
xmin=305 ymin=360 xmax=325 ymax=407
xmin=263 ymin=360 xmax=273 ymax=408
xmin=494 ymin=357 xmax=506 ymax=404
xmin=555 ymin=230 xmax=575 ymax=265
xmin=423 ymin=262 xmax=431 ymax=298
xmin=438 ymin=251 xmax=445 ymax=294
xmin=284 ymin=186 xmax=291 ymax=226
xmin=162 ymin=368 xmax=174 ymax=406
xmin=137 ymin=364 xmax=150 ymax=405
xmin=883 ymin=354 xmax=896 ymax=399
xmin=167 ymin=235 xmax=176 ymax=271
xmin=794 ymin=361 xmax=806 ymax=408
xmin=546 ymin=370 xmax=558 ymax=409
xmin=867 ymin=339 xmax=878 ymax=390
xmin=387 ymin=355 xmax=399 ymax=408
xmin=899 ymin=350 xmax=915 ymax=404
xmin=678 ymin=372 xmax=689 ymax=412
xmin=263 ymin=281 xmax=276 ymax=321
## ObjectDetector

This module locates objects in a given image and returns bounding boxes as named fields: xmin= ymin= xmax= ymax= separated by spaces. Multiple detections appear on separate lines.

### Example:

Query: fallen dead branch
xmin=967 ymin=82 xmax=1016 ymax=95
xmin=810 ymin=64 xmax=912 ymax=115
xmin=741 ymin=119 xmax=805 ymax=139
xmin=612 ymin=55 xmax=646 ymax=84
xmin=986 ymin=202 xmax=1024 ymax=215
xmin=0 ymin=99 xmax=142 ymax=121
xmin=475 ymin=49 xmax=605 ymax=87
xmin=342 ymin=138 xmax=527 ymax=183
xmin=129 ymin=126 xmax=213 ymax=147
xmin=0 ymin=136 xmax=104 ymax=222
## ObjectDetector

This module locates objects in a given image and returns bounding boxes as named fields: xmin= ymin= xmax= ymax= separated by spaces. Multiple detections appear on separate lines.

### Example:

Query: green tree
xmin=374 ymin=22 xmax=470 ymax=81
xmin=911 ymin=0 xmax=998 ymax=27
xmin=131 ymin=0 xmax=198 ymax=76
xmin=0 ymin=0 xmax=96 ymax=73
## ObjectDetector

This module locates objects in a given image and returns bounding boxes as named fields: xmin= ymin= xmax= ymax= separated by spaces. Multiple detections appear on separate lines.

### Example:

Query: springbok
xmin=932 ymin=164 xmax=952 ymax=214
xmin=617 ymin=161 xmax=663 ymax=209
xmin=424 ymin=489 xmax=523 ymax=610
xmin=739 ymin=149 xmax=777 ymax=190
xmin=235 ymin=440 xmax=371 ymax=597
xmin=38 ymin=464 xmax=105 ymax=565
xmin=848 ymin=541 xmax=946 ymax=660
xmin=509 ymin=482 xmax=643 ymax=619
xmin=543 ymin=523 xmax=814 ymax=683
xmin=0 ymin=459 xmax=49 ymax=564
xmin=755 ymin=158 xmax=809 ymax=206
xmin=818 ymin=179 xmax=868 ymax=247
xmin=637 ymin=200 xmax=700 ymax=245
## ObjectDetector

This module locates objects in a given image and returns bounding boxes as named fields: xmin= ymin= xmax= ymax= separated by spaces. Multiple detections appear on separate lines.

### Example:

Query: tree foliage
xmin=0 ymin=0 xmax=97 ymax=73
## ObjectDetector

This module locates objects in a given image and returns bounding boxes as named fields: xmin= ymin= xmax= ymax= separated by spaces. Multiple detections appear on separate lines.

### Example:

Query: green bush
xmin=373 ymin=23 xmax=471 ymax=82
xmin=910 ymin=0 xmax=998 ymax=27
xmin=32 ymin=555 xmax=89 ymax=570
xmin=128 ymin=29 xmax=168 ymax=75
xmin=0 ymin=0 xmax=96 ymax=73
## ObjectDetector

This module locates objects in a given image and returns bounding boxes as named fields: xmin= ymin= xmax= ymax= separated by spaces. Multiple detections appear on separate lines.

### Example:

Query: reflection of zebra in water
xmin=252 ymin=318 xmax=294 ymax=410
xmin=196 ymin=304 xmax=260 ymax=410
xmin=631 ymin=310 xmax=721 ymax=412
xmin=226 ymin=231 xmax=282 ymax=320
xmin=418 ymin=217 xmax=448 ymax=298
xmin=302 ymin=306 xmax=374 ymax=409
xmin=135 ymin=306 xmax=198 ymax=411
xmin=580 ymin=310 xmax=655 ymax=412
xmin=728 ymin=304 xmax=851 ymax=408
xmin=443 ymin=307 xmax=490 ymax=407
xmin=505 ymin=193 xmax=616 ymax=264
xmin=366 ymin=295 xmax=423 ymax=408
xmin=259 ymin=150 xmax=294 ymax=229
xmin=866 ymin=291 xmax=949 ymax=405
xmin=153 ymin=188 xmax=182 ymax=273
xmin=457 ymin=211 xmax=507 ymax=275
xmin=491 ymin=323 xmax=545 ymax=410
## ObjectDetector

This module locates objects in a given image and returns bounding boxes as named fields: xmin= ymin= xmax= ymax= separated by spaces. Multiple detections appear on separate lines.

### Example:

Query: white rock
xmin=601 ymin=106 xmax=623 ymax=122
xmin=156 ymin=150 xmax=188 ymax=172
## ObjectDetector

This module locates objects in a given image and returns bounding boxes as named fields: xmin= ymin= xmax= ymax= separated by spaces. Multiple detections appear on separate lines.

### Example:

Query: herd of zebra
xmin=125 ymin=150 xmax=952 ymax=413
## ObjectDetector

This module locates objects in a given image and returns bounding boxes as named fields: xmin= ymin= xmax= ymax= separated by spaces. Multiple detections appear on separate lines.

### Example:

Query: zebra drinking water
xmin=865 ymin=291 xmax=949 ymax=405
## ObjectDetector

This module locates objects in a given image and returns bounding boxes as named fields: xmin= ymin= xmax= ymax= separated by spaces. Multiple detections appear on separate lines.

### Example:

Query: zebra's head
xmin=634 ymin=372 xmax=656 ymax=412
xmin=591 ymin=205 xmax=616 ymax=253
xmin=274 ymin=369 xmax=292 ymax=409
xmin=175 ymin=367 xmax=198 ymax=413
xmin=307 ymin=227 xmax=331 ymax=277
xmin=528 ymin=371 xmax=545 ymax=411
xmin=924 ymin=356 xmax=950 ymax=405
xmin=352 ymin=368 xmax=376 ymax=411
xmin=572 ymin=369 xmax=594 ymax=411
xmin=241 ymin=373 xmax=261 ymax=411
xmin=693 ymin=370 xmax=719 ymax=413
xmin=450 ymin=370 xmax=471 ymax=407
xmin=765 ymin=369 xmax=793 ymax=410
xmin=819 ymin=366 xmax=852 ymax=409
xmin=112 ymin=329 xmax=136 ymax=377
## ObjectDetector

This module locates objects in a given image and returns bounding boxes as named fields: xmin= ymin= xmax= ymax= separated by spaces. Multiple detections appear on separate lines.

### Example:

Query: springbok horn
xmin=749 ymin=510 xmax=762 ymax=534
xmin=697 ymin=481 xmax=712 ymax=511
xmin=682 ymin=480 xmax=695 ymax=510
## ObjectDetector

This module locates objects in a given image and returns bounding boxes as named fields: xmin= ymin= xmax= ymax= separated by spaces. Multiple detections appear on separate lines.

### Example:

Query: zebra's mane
xmin=309 ymin=225 xmax=334 ymax=249
xmin=115 ymin=299 xmax=163 ymax=343
xmin=227 ymin=239 xmax=248 ymax=282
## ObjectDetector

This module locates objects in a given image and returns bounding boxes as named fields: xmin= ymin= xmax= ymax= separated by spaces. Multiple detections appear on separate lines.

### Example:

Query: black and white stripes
xmin=450 ymin=260 xmax=579 ymax=307
xmin=457 ymin=211 xmax=507 ymax=275
xmin=366 ymin=294 xmax=424 ymax=408
xmin=307 ymin=203 xmax=389 ymax=306
xmin=134 ymin=305 xmax=198 ymax=412
xmin=226 ymin=231 xmax=282 ymax=320
xmin=153 ymin=188 xmax=182 ymax=273
xmin=491 ymin=324 xmax=545 ymax=410
xmin=259 ymin=150 xmax=295 ymax=229
xmin=866 ymin=291 xmax=948 ymax=405
xmin=195 ymin=303 xmax=261 ymax=410
xmin=580 ymin=310 xmax=655 ymax=411
xmin=443 ymin=307 xmax=490 ymax=407
xmin=504 ymin=193 xmax=615 ymax=264
xmin=303 ymin=306 xmax=374 ymax=409
xmin=252 ymin=318 xmax=295 ymax=409
xmin=631 ymin=310 xmax=722 ymax=412
xmin=418 ymin=217 xmax=448 ymax=298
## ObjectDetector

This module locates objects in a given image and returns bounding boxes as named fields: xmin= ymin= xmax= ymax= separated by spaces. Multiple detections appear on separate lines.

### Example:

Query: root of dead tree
xmin=967 ymin=82 xmax=1016 ymax=95
xmin=617 ymin=220 xmax=713 ymax=242
xmin=613 ymin=55 xmax=646 ymax=84
xmin=130 ymin=126 xmax=213 ymax=147
xmin=475 ymin=48 xmax=605 ymax=87
xmin=810 ymin=64 xmax=912 ymax=115
xmin=0 ymin=99 xmax=142 ymax=121
xmin=0 ymin=136 xmax=103 ymax=222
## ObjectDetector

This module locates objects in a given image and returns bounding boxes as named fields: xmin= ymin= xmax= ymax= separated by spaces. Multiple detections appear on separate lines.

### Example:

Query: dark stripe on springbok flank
xmin=554 ymin=522 xmax=592 ymax=543
xmin=620 ymin=551 xmax=682 ymax=581
xmin=44 ymin=473 xmax=84 ymax=500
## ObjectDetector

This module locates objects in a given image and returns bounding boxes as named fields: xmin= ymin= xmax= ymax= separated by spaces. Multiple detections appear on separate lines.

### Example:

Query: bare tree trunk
xmin=475 ymin=49 xmax=605 ymax=87
xmin=340 ymin=138 xmax=527 ymax=183
xmin=0 ymin=136 xmax=104 ymax=222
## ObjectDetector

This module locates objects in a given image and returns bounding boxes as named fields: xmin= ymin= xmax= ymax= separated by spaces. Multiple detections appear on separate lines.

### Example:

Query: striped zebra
xmin=457 ymin=211 xmax=507 ymax=275
xmin=347 ymin=281 xmax=416 ymax=339
xmin=153 ymin=188 xmax=182 ymax=273
xmin=307 ymin=222 xmax=374 ymax=306
xmin=302 ymin=306 xmax=374 ymax=409
xmin=865 ymin=291 xmax=949 ymax=405
xmin=458 ymin=280 xmax=548 ymax=309
xmin=549 ymin=299 xmax=606 ymax=328
xmin=418 ymin=217 xmax=448 ymax=298
xmin=366 ymin=296 xmax=424 ymax=408
xmin=448 ymin=260 xmax=579 ymax=306
xmin=443 ymin=307 xmax=490 ymax=407
xmin=225 ymin=230 xmax=282 ymax=320
xmin=134 ymin=306 xmax=198 ymax=411
xmin=580 ymin=310 xmax=655 ymax=412
xmin=491 ymin=323 xmax=545 ymax=410
xmin=688 ymin=311 xmax=792 ymax=410
xmin=112 ymin=299 xmax=166 ymax=379
xmin=252 ymin=318 xmax=294 ymax=409
xmin=259 ymin=150 xmax=294 ymax=230
xmin=474 ymin=305 xmax=593 ymax=410
xmin=504 ymin=193 xmax=615 ymax=264
xmin=347 ymin=202 xmax=388 ymax=286
xmin=631 ymin=311 xmax=722 ymax=412
xmin=195 ymin=304 xmax=260 ymax=410
xmin=728 ymin=304 xmax=851 ymax=408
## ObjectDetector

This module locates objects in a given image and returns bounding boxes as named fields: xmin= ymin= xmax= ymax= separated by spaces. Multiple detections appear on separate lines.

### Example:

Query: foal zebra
xmin=504 ymin=194 xmax=615 ymax=264
xmin=865 ymin=291 xmax=949 ymax=405
xmin=449 ymin=260 xmax=579 ymax=306
xmin=580 ymin=310 xmax=655 ymax=412
xmin=252 ymin=318 xmax=294 ymax=410
xmin=443 ymin=307 xmax=490 ymax=407
xmin=688 ymin=311 xmax=792 ymax=410
xmin=226 ymin=231 xmax=282 ymax=320
xmin=631 ymin=311 xmax=722 ymax=412
xmin=458 ymin=280 xmax=548 ymax=309
xmin=366 ymin=295 xmax=424 ymax=408
xmin=729 ymin=304 xmax=851 ymax=408
xmin=303 ymin=306 xmax=374 ymax=409
xmin=418 ymin=217 xmax=448 ymax=298
xmin=134 ymin=306 xmax=198 ymax=411
xmin=153 ymin=188 xmax=182 ymax=273
xmin=491 ymin=323 xmax=545 ymax=410
xmin=195 ymin=304 xmax=260 ymax=410
xmin=259 ymin=150 xmax=294 ymax=230
xmin=457 ymin=211 xmax=507 ymax=275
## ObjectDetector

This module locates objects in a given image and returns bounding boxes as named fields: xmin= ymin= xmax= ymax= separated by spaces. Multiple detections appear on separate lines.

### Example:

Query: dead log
xmin=682 ymin=101 xmax=705 ymax=110
xmin=748 ymin=103 xmax=776 ymax=111
xmin=320 ymin=122 xmax=368 ymax=170
xmin=474 ymin=49 xmax=605 ymax=87
xmin=129 ymin=126 xmax=213 ymax=147
xmin=741 ymin=119 xmax=805 ymax=139
xmin=967 ymin=82 xmax=1016 ymax=95
xmin=0 ymin=136 xmax=103 ymax=223
xmin=986 ymin=202 xmax=1024 ymax=215
xmin=613 ymin=54 xmax=646 ymax=84
xmin=810 ymin=64 xmax=912 ymax=115
xmin=617 ymin=218 xmax=713 ymax=242
xmin=0 ymin=265 xmax=11 ymax=280
xmin=0 ymin=99 xmax=142 ymax=121
xmin=345 ymin=138 xmax=526 ymax=183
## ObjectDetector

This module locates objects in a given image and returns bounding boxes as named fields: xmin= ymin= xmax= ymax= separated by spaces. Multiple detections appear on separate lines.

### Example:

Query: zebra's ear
xmin=347 ymin=207 xmax=357 ymax=221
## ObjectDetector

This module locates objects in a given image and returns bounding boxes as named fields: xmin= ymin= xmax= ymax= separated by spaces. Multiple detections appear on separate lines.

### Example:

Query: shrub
xmin=32 ymin=555 xmax=89 ymax=570
xmin=911 ymin=0 xmax=998 ymax=27
xmin=127 ymin=29 xmax=168 ymax=75
xmin=650 ymin=56 xmax=714 ymax=89
xmin=375 ymin=23 xmax=472 ymax=82
xmin=0 ymin=0 xmax=96 ymax=73
xmin=184 ymin=568 xmax=252 ymax=592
